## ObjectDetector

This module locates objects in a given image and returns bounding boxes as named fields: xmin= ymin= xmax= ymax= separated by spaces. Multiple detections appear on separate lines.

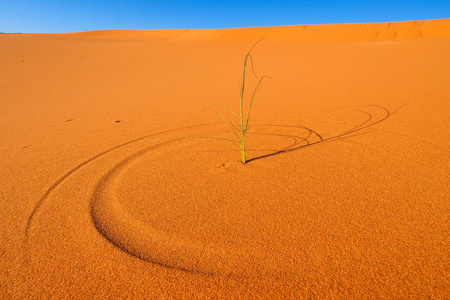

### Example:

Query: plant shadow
xmin=229 ymin=104 xmax=404 ymax=163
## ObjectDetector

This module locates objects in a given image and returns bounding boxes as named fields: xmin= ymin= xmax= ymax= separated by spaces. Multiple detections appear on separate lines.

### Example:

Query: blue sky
xmin=1 ymin=0 xmax=448 ymax=33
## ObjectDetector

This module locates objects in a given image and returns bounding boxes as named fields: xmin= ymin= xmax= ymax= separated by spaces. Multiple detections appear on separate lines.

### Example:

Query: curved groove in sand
xmin=89 ymin=140 xmax=285 ymax=276
xmin=90 ymin=141 xmax=221 ymax=275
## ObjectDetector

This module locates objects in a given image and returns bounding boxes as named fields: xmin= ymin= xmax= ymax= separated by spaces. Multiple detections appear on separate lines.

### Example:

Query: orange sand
xmin=1 ymin=19 xmax=449 ymax=298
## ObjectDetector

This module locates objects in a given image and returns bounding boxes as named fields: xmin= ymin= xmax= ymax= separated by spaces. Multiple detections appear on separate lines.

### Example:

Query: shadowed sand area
xmin=1 ymin=19 xmax=450 ymax=298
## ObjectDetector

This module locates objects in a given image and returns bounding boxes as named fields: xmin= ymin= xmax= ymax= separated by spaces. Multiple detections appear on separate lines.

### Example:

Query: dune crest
xmin=68 ymin=18 xmax=450 ymax=41
xmin=68 ymin=29 xmax=188 ymax=40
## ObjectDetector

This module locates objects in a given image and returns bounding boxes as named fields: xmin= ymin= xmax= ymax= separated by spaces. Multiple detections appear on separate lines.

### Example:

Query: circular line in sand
xmin=89 ymin=106 xmax=394 ymax=275
xmin=90 ymin=139 xmax=291 ymax=276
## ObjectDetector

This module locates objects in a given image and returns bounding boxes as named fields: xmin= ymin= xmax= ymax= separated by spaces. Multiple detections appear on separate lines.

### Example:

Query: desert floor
xmin=1 ymin=19 xmax=449 ymax=298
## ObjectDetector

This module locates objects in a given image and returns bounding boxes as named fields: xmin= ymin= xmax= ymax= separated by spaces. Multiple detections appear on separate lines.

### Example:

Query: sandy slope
xmin=1 ymin=19 xmax=449 ymax=298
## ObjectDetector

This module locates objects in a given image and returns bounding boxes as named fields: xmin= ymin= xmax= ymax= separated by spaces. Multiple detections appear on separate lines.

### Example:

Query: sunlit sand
xmin=1 ymin=19 xmax=449 ymax=298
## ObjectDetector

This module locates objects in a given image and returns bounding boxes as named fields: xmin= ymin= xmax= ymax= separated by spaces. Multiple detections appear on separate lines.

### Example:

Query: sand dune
xmin=1 ymin=19 xmax=449 ymax=298
xmin=69 ymin=18 xmax=450 ymax=41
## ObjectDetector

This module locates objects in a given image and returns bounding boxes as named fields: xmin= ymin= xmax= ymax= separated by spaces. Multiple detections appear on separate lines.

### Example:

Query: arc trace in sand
xmin=25 ymin=105 xmax=398 ymax=275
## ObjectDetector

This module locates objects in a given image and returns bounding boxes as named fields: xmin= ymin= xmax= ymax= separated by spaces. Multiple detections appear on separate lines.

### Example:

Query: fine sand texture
xmin=1 ymin=19 xmax=449 ymax=298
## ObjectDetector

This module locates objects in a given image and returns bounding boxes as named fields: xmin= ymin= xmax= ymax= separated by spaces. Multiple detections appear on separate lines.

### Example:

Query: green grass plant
xmin=190 ymin=39 xmax=269 ymax=164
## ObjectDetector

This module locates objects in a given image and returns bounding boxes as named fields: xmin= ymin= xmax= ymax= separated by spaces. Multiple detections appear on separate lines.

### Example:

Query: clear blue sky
xmin=1 ymin=0 xmax=449 ymax=33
